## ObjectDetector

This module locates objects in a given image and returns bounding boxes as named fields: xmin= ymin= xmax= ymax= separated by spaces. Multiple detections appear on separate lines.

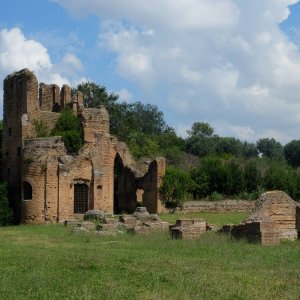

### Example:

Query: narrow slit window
xmin=23 ymin=181 xmax=32 ymax=200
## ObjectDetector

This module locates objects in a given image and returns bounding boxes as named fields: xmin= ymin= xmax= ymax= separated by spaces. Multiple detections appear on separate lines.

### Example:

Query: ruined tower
xmin=2 ymin=69 xmax=39 ymax=222
xmin=2 ymin=69 xmax=165 ymax=224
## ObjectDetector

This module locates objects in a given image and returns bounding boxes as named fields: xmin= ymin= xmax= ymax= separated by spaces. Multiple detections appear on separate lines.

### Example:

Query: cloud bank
xmin=54 ymin=0 xmax=300 ymax=143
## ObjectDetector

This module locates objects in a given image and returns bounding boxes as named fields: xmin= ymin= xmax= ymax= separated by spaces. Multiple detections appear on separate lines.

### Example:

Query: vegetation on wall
xmin=33 ymin=119 xmax=50 ymax=138
xmin=51 ymin=109 xmax=83 ymax=154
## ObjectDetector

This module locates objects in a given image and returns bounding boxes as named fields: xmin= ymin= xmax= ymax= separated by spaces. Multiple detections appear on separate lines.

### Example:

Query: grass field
xmin=0 ymin=212 xmax=299 ymax=300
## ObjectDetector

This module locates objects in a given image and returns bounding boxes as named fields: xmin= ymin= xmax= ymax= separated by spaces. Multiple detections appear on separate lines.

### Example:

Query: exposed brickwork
xmin=227 ymin=191 xmax=298 ymax=245
xmin=2 ymin=69 xmax=165 ymax=224
xmin=170 ymin=219 xmax=208 ymax=239
xmin=181 ymin=200 xmax=255 ymax=213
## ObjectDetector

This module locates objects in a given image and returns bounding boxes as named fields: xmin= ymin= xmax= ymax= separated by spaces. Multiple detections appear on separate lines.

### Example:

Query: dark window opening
xmin=7 ymin=168 xmax=10 ymax=177
xmin=8 ymin=128 xmax=12 ymax=136
xmin=6 ymin=152 xmax=8 ymax=158
xmin=17 ymin=147 xmax=21 ymax=156
xmin=74 ymin=183 xmax=88 ymax=213
xmin=23 ymin=181 xmax=32 ymax=200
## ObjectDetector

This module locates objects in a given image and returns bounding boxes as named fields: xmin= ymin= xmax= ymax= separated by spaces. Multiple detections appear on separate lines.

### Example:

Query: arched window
xmin=23 ymin=181 xmax=32 ymax=200
xmin=74 ymin=183 xmax=88 ymax=213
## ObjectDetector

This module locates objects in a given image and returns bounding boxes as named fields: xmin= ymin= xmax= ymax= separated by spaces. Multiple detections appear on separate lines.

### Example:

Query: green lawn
xmin=159 ymin=211 xmax=248 ymax=226
xmin=0 ymin=212 xmax=299 ymax=300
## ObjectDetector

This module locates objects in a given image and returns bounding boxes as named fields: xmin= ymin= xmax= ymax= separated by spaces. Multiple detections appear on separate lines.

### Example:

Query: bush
xmin=209 ymin=191 xmax=224 ymax=201
xmin=264 ymin=161 xmax=298 ymax=199
xmin=33 ymin=119 xmax=49 ymax=137
xmin=160 ymin=166 xmax=193 ymax=208
xmin=0 ymin=182 xmax=13 ymax=226
xmin=51 ymin=109 xmax=83 ymax=154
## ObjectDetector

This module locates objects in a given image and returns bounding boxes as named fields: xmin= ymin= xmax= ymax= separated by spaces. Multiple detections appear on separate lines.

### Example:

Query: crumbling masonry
xmin=2 ymin=69 xmax=165 ymax=224
xmin=225 ymin=191 xmax=299 ymax=245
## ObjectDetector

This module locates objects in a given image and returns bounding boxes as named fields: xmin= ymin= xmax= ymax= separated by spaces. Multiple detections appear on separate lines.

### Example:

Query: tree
xmin=0 ymin=182 xmax=12 ymax=226
xmin=73 ymin=82 xmax=168 ymax=144
xmin=215 ymin=137 xmax=243 ymax=156
xmin=159 ymin=167 xmax=193 ymax=208
xmin=189 ymin=168 xmax=210 ymax=199
xmin=256 ymin=138 xmax=284 ymax=159
xmin=264 ymin=161 xmax=298 ymax=199
xmin=126 ymin=102 xmax=167 ymax=135
xmin=223 ymin=160 xmax=245 ymax=195
xmin=241 ymin=141 xmax=258 ymax=158
xmin=74 ymin=82 xmax=119 ymax=109
xmin=186 ymin=122 xmax=218 ymax=157
xmin=244 ymin=160 xmax=262 ymax=192
xmin=126 ymin=132 xmax=160 ymax=159
xmin=187 ymin=122 xmax=214 ymax=138
xmin=284 ymin=140 xmax=300 ymax=168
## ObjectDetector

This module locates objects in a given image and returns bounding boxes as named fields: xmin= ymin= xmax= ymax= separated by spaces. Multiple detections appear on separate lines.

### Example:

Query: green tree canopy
xmin=159 ymin=166 xmax=193 ymax=208
xmin=74 ymin=82 xmax=119 ymax=108
xmin=284 ymin=140 xmax=300 ymax=168
xmin=256 ymin=138 xmax=284 ymax=159
xmin=187 ymin=122 xmax=214 ymax=138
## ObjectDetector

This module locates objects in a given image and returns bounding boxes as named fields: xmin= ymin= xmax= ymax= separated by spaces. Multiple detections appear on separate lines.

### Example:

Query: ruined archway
xmin=113 ymin=153 xmax=124 ymax=214
xmin=113 ymin=153 xmax=137 ymax=214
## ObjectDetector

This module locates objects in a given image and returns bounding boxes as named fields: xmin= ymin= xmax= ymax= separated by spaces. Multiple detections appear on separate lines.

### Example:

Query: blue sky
xmin=1 ymin=0 xmax=300 ymax=143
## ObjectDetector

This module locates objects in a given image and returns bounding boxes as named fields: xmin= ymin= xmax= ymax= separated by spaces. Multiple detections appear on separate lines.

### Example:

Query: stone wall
xmin=228 ymin=191 xmax=298 ymax=245
xmin=181 ymin=200 xmax=255 ymax=213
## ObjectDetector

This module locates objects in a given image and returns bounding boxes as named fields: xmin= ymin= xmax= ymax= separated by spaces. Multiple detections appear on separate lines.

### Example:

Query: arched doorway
xmin=114 ymin=154 xmax=124 ymax=214
xmin=114 ymin=153 xmax=138 ymax=214
xmin=74 ymin=183 xmax=88 ymax=213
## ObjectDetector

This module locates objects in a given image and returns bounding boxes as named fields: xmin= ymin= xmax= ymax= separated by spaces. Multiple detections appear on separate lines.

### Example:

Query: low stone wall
xmin=181 ymin=200 xmax=255 ymax=213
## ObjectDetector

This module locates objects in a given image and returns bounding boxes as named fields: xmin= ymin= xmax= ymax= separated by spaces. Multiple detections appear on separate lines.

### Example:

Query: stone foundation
xmin=181 ymin=200 xmax=255 ymax=213
xmin=225 ymin=191 xmax=299 ymax=245
xmin=169 ymin=219 xmax=208 ymax=239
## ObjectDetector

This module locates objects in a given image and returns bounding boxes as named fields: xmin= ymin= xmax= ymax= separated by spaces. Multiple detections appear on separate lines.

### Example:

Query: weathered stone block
xmin=229 ymin=191 xmax=298 ymax=245
xmin=170 ymin=219 xmax=207 ymax=240
xmin=81 ymin=221 xmax=96 ymax=231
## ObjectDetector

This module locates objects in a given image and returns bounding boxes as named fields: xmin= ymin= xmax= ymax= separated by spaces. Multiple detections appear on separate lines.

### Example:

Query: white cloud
xmin=54 ymin=0 xmax=239 ymax=31
xmin=55 ymin=0 xmax=300 ymax=143
xmin=0 ymin=28 xmax=52 ymax=74
xmin=61 ymin=53 xmax=83 ymax=71
xmin=118 ymin=53 xmax=153 ymax=78
xmin=117 ymin=88 xmax=132 ymax=103
xmin=0 ymin=27 xmax=83 ymax=87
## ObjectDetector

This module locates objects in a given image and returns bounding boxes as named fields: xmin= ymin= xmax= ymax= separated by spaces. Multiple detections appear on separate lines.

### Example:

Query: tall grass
xmin=0 ymin=213 xmax=299 ymax=299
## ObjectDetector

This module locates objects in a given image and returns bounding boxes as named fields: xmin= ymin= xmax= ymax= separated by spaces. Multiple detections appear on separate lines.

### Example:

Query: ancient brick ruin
xmin=226 ymin=191 xmax=299 ymax=245
xmin=169 ymin=219 xmax=208 ymax=239
xmin=2 ymin=69 xmax=165 ymax=224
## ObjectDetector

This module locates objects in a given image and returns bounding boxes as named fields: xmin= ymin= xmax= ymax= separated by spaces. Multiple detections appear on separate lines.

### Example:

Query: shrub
xmin=0 ymin=182 xmax=13 ymax=226
xmin=51 ymin=109 xmax=83 ymax=154
xmin=33 ymin=119 xmax=49 ymax=137
xmin=209 ymin=191 xmax=224 ymax=201
xmin=160 ymin=166 xmax=193 ymax=208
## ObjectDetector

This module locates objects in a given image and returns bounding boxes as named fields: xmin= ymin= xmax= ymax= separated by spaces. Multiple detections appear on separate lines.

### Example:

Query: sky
xmin=1 ymin=0 xmax=300 ymax=144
